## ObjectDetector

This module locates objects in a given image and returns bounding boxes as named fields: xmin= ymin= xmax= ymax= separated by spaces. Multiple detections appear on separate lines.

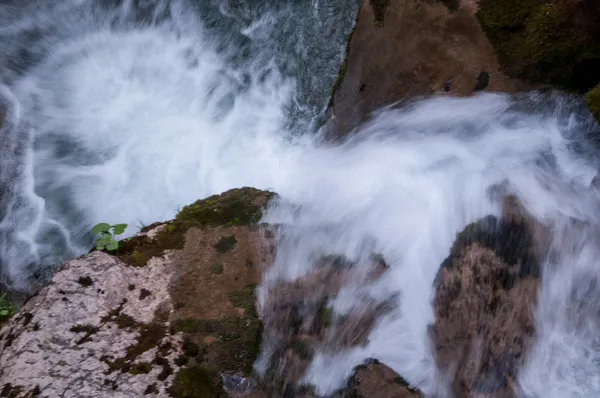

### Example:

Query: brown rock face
xmin=430 ymin=196 xmax=548 ymax=397
xmin=327 ymin=0 xmax=534 ymax=137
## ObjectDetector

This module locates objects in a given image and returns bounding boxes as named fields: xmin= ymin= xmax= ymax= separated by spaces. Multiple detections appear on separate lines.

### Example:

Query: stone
xmin=0 ymin=188 xmax=275 ymax=398
xmin=327 ymin=0 xmax=534 ymax=137
xmin=430 ymin=195 xmax=549 ymax=397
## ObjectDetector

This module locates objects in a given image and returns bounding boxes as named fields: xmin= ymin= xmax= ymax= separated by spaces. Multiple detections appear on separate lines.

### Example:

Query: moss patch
xmin=228 ymin=285 xmax=257 ymax=315
xmin=76 ymin=276 xmax=93 ymax=287
xmin=210 ymin=263 xmax=224 ymax=275
xmin=99 ymin=302 xmax=169 ymax=375
xmin=212 ymin=235 xmax=237 ymax=254
xmin=586 ymin=84 xmax=600 ymax=123
xmin=168 ymin=284 xmax=263 ymax=394
xmin=115 ymin=188 xmax=273 ymax=267
xmin=477 ymin=0 xmax=600 ymax=92
xmin=69 ymin=324 xmax=100 ymax=345
xmin=167 ymin=366 xmax=221 ymax=398
xmin=143 ymin=383 xmax=159 ymax=395
xmin=370 ymin=0 xmax=390 ymax=24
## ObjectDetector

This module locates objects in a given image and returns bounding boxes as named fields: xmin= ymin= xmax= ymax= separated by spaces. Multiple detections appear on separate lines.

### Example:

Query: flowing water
xmin=1 ymin=1 xmax=600 ymax=397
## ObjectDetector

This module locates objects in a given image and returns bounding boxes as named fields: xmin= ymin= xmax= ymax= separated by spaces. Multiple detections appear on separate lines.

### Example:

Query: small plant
xmin=92 ymin=223 xmax=128 ymax=251
xmin=0 ymin=293 xmax=14 ymax=320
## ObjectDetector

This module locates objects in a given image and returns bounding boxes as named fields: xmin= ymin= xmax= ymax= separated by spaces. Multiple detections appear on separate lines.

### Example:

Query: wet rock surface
xmin=327 ymin=0 xmax=534 ymax=137
xmin=258 ymin=254 xmax=394 ymax=395
xmin=430 ymin=195 xmax=548 ymax=397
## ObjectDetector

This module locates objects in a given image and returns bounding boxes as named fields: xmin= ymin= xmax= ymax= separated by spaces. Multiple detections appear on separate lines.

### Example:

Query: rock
xmin=477 ymin=0 xmax=600 ymax=94
xmin=430 ymin=195 xmax=549 ymax=397
xmin=327 ymin=0 xmax=534 ymax=137
xmin=258 ymin=254 xmax=395 ymax=394
xmin=0 ymin=188 xmax=275 ymax=397
xmin=344 ymin=361 xmax=420 ymax=398
xmin=586 ymin=83 xmax=600 ymax=123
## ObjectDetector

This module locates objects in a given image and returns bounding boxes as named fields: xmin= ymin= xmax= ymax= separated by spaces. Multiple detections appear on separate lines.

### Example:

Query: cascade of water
xmin=0 ymin=1 xmax=599 ymax=396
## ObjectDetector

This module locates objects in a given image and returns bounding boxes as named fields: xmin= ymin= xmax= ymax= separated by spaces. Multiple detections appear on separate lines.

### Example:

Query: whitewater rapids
xmin=1 ymin=1 xmax=600 ymax=397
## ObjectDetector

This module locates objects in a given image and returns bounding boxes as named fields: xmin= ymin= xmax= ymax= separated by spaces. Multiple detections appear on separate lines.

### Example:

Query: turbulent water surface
xmin=1 ymin=1 xmax=600 ymax=397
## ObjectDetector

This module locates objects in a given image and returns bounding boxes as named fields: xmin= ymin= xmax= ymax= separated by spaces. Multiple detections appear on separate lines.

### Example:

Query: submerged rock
xmin=0 ymin=188 xmax=275 ymax=397
xmin=430 ymin=195 xmax=549 ymax=397
xmin=326 ymin=0 xmax=533 ymax=137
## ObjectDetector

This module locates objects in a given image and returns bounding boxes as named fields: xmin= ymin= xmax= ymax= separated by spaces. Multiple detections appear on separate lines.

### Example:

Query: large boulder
xmin=0 ymin=188 xmax=275 ymax=397
xmin=430 ymin=195 xmax=549 ymax=397
xmin=327 ymin=0 xmax=534 ymax=137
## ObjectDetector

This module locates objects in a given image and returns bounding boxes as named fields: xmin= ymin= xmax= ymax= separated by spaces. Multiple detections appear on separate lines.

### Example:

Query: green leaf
xmin=96 ymin=243 xmax=106 ymax=251
xmin=0 ymin=309 xmax=8 ymax=316
xmin=96 ymin=234 xmax=112 ymax=245
xmin=92 ymin=223 xmax=111 ymax=235
xmin=105 ymin=240 xmax=119 ymax=251
xmin=111 ymin=224 xmax=128 ymax=235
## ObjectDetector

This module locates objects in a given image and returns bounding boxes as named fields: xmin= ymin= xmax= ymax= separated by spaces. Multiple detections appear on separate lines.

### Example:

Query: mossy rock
xmin=586 ymin=84 xmax=600 ymax=123
xmin=115 ymin=188 xmax=274 ymax=267
xmin=167 ymin=366 xmax=222 ymax=398
xmin=477 ymin=0 xmax=600 ymax=92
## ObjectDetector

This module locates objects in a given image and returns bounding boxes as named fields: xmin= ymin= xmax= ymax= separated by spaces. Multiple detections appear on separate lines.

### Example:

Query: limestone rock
xmin=327 ymin=0 xmax=534 ymax=137
xmin=0 ymin=188 xmax=275 ymax=398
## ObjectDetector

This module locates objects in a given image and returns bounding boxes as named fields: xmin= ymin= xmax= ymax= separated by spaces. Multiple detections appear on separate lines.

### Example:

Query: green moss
xmin=102 ymin=315 xmax=168 ymax=374
xmin=69 ymin=324 xmax=100 ymax=344
xmin=144 ymin=383 xmax=159 ymax=395
xmin=129 ymin=362 xmax=153 ymax=375
xmin=0 ymin=383 xmax=24 ymax=398
xmin=115 ymin=188 xmax=273 ymax=267
xmin=212 ymin=235 xmax=237 ymax=254
xmin=210 ymin=263 xmax=224 ymax=275
xmin=167 ymin=366 xmax=221 ymax=398
xmin=290 ymin=338 xmax=312 ymax=360
xmin=228 ymin=285 xmax=257 ymax=316
xmin=76 ymin=276 xmax=93 ymax=287
xmin=182 ymin=340 xmax=200 ymax=358
xmin=316 ymin=303 xmax=334 ymax=329
xmin=175 ymin=188 xmax=272 ymax=230
xmin=172 ymin=318 xmax=200 ymax=334
xmin=477 ymin=0 xmax=600 ymax=92
xmin=586 ymin=84 xmax=600 ymax=123
xmin=115 ymin=313 xmax=137 ymax=330
xmin=171 ymin=308 xmax=262 ymax=375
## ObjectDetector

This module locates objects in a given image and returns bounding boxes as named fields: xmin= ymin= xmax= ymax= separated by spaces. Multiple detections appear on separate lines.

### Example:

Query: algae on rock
xmin=586 ymin=84 xmax=600 ymax=123
xmin=477 ymin=0 xmax=600 ymax=93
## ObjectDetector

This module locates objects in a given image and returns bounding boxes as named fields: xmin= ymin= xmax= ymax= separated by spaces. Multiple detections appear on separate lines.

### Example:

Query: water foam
xmin=1 ymin=1 xmax=600 ymax=396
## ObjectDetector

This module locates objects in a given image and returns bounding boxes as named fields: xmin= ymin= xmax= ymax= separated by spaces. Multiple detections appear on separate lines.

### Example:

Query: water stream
xmin=1 ymin=1 xmax=600 ymax=396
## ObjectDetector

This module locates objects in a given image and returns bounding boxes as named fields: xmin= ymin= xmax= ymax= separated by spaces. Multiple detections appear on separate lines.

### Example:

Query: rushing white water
xmin=1 ymin=1 xmax=600 ymax=397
